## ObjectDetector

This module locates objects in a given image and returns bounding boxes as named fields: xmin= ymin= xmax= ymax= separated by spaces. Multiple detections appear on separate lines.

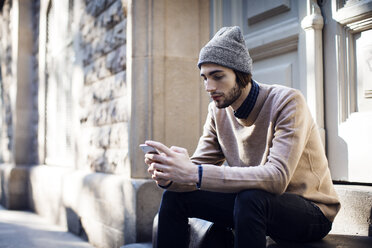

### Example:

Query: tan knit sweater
xmin=168 ymin=83 xmax=340 ymax=222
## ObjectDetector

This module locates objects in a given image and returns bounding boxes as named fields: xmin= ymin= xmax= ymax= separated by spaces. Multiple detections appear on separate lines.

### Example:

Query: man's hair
xmin=234 ymin=70 xmax=252 ymax=88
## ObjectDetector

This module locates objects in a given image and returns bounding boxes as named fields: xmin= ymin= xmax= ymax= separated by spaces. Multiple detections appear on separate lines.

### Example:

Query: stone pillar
xmin=13 ymin=0 xmax=36 ymax=165
xmin=0 ymin=0 xmax=34 ymax=209
xmin=301 ymin=0 xmax=325 ymax=145
xmin=127 ymin=0 xmax=210 ymax=178
xmin=37 ymin=0 xmax=47 ymax=165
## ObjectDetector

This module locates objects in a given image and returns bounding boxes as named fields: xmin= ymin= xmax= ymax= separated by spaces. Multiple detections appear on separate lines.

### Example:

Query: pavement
xmin=0 ymin=205 xmax=95 ymax=248
xmin=2 ymin=204 xmax=372 ymax=248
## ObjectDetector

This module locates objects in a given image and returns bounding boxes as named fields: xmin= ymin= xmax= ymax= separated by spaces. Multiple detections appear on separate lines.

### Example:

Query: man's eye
xmin=214 ymin=75 xmax=223 ymax=80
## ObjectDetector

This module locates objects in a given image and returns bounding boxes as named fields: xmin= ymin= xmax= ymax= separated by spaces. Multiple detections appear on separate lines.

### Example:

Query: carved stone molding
xmin=248 ymin=35 xmax=298 ymax=62
xmin=301 ymin=0 xmax=325 ymax=144
xmin=334 ymin=0 xmax=372 ymax=32
xmin=301 ymin=0 xmax=324 ymax=30
xmin=245 ymin=18 xmax=299 ymax=62
xmin=346 ymin=16 xmax=372 ymax=33
xmin=247 ymin=0 xmax=291 ymax=25
xmin=332 ymin=1 xmax=372 ymax=122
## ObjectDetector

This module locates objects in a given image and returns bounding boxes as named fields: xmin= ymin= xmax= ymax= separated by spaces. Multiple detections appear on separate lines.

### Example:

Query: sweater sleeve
xmin=190 ymin=103 xmax=226 ymax=165
xmin=199 ymin=90 xmax=314 ymax=194
xmin=165 ymin=103 xmax=226 ymax=192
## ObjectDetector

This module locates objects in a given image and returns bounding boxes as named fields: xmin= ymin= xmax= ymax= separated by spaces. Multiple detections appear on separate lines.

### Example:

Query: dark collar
xmin=234 ymin=80 xmax=260 ymax=119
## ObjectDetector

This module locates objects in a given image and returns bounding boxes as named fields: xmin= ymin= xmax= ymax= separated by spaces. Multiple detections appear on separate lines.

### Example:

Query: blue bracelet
xmin=196 ymin=164 xmax=203 ymax=189
xmin=158 ymin=181 xmax=173 ymax=189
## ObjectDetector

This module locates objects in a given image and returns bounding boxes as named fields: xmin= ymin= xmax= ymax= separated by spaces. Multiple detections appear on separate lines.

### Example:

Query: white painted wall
xmin=211 ymin=0 xmax=372 ymax=183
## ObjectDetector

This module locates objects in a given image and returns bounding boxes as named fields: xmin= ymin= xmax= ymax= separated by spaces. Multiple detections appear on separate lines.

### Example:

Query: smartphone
xmin=139 ymin=144 xmax=159 ymax=154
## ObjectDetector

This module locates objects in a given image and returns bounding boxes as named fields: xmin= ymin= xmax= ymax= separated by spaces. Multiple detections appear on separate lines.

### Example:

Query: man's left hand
xmin=145 ymin=140 xmax=198 ymax=185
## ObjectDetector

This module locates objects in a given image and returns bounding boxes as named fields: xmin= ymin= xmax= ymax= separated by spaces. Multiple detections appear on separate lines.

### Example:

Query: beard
xmin=213 ymin=83 xmax=242 ymax=109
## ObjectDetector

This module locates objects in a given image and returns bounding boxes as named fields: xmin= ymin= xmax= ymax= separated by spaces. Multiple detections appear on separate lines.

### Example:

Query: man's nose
xmin=205 ymin=80 xmax=216 ymax=92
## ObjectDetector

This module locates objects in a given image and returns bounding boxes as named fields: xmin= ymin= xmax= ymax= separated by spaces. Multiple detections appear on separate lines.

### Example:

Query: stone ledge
xmin=0 ymin=164 xmax=30 ymax=210
xmin=267 ymin=234 xmax=372 ymax=248
xmin=27 ymin=165 xmax=163 ymax=247
xmin=120 ymin=232 xmax=372 ymax=248
xmin=331 ymin=184 xmax=372 ymax=236
xmin=61 ymin=170 xmax=163 ymax=246
xmin=120 ymin=243 xmax=151 ymax=248
xmin=122 ymin=184 xmax=372 ymax=248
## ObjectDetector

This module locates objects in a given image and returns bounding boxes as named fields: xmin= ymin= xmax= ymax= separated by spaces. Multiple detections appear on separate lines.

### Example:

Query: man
xmin=144 ymin=26 xmax=340 ymax=248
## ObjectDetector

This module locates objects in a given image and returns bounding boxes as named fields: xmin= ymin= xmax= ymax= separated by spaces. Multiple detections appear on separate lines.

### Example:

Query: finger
xmin=145 ymin=153 xmax=168 ymax=165
xmin=170 ymin=146 xmax=188 ymax=155
xmin=152 ymin=170 xmax=164 ymax=180
xmin=148 ymin=161 xmax=157 ymax=173
xmin=144 ymin=157 xmax=153 ymax=165
xmin=148 ymin=164 xmax=154 ymax=174
xmin=148 ymin=167 xmax=164 ymax=176
xmin=152 ymin=162 xmax=169 ymax=172
xmin=145 ymin=140 xmax=173 ymax=156
xmin=153 ymin=170 xmax=170 ymax=181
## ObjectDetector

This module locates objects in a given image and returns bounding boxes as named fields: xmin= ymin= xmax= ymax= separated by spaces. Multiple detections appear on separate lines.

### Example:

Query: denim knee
xmin=160 ymin=190 xmax=180 ymax=210
xmin=234 ymin=189 xmax=272 ymax=218
xmin=235 ymin=189 xmax=272 ymax=205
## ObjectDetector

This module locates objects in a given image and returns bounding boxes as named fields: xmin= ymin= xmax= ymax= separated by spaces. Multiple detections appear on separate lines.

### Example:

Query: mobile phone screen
xmin=139 ymin=144 xmax=159 ymax=154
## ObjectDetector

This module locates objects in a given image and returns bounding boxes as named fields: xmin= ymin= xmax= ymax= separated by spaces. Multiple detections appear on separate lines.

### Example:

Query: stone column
xmin=37 ymin=0 xmax=48 ymax=165
xmin=0 ymin=0 xmax=34 ymax=210
xmin=127 ymin=0 xmax=210 ymax=178
xmin=13 ymin=0 xmax=36 ymax=165
xmin=301 ymin=0 xmax=325 ymax=145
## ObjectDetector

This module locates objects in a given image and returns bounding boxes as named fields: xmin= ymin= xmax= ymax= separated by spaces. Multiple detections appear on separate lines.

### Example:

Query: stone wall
xmin=0 ymin=0 xmax=39 ymax=165
xmin=0 ymin=0 xmax=210 ymax=246
xmin=30 ymin=0 xmax=40 ymax=165
xmin=0 ymin=0 xmax=14 ymax=164
xmin=78 ymin=0 xmax=128 ymax=174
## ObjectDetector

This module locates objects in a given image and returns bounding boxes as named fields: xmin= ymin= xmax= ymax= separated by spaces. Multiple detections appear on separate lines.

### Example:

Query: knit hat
xmin=198 ymin=26 xmax=252 ymax=74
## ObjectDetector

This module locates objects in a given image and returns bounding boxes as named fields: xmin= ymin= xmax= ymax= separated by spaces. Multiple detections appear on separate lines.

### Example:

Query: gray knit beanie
xmin=198 ymin=26 xmax=252 ymax=74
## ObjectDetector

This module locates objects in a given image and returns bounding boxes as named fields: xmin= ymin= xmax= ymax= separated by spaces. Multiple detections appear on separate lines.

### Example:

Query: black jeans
xmin=156 ymin=189 xmax=332 ymax=248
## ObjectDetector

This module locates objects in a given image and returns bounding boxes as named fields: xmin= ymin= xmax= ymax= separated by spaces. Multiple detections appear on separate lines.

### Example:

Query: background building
xmin=0 ymin=0 xmax=371 ymax=247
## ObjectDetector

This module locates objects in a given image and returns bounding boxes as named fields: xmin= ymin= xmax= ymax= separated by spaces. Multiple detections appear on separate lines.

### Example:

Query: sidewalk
xmin=0 ymin=205 xmax=94 ymax=248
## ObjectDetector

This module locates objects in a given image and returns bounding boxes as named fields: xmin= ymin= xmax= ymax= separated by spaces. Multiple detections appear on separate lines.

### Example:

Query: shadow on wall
xmin=65 ymin=206 xmax=88 ymax=241
xmin=0 ymin=0 xmax=4 ymax=12
xmin=370 ymin=208 xmax=372 ymax=237
xmin=0 ymin=170 xmax=7 ymax=207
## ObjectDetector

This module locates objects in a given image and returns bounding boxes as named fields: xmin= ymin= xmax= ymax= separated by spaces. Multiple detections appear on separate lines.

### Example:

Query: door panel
xmin=253 ymin=52 xmax=297 ymax=88
xmin=211 ymin=0 xmax=305 ymax=90
xmin=322 ymin=0 xmax=372 ymax=183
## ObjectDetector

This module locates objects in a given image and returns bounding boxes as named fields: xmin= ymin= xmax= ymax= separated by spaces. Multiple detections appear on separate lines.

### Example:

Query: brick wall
xmin=78 ymin=0 xmax=128 ymax=173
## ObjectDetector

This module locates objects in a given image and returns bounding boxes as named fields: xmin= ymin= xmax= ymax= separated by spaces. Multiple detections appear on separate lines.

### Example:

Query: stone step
xmin=331 ymin=184 xmax=372 ymax=236
xmin=121 ymin=243 xmax=151 ymax=248
xmin=121 ymin=184 xmax=372 ymax=248
xmin=267 ymin=234 xmax=372 ymax=247
xmin=120 ymin=235 xmax=372 ymax=248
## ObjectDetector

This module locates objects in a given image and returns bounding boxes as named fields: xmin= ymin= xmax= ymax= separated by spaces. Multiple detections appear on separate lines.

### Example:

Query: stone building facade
xmin=1 ymin=0 xmax=372 ymax=247
xmin=0 ymin=0 xmax=209 ymax=247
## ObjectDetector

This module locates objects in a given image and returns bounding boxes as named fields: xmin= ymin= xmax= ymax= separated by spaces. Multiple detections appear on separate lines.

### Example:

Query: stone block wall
xmin=30 ymin=0 xmax=40 ymax=165
xmin=78 ymin=0 xmax=128 ymax=174
xmin=0 ymin=0 xmax=210 ymax=246
xmin=0 ymin=0 xmax=14 ymax=164
xmin=0 ymin=0 xmax=39 ymax=165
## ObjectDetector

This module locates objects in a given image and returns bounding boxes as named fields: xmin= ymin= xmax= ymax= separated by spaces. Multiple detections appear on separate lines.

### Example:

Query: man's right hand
xmin=145 ymin=152 xmax=172 ymax=187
